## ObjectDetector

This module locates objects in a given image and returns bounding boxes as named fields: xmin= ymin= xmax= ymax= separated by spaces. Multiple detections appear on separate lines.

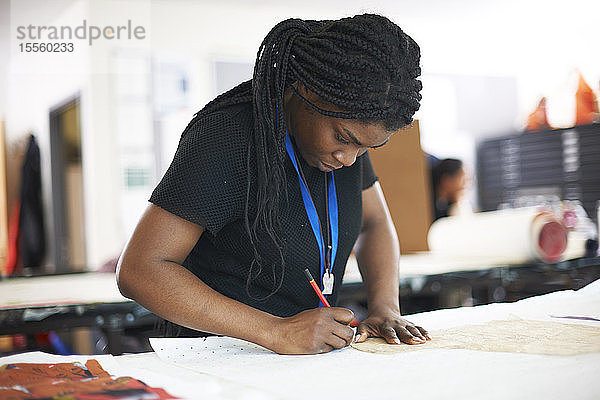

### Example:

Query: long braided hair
xmin=198 ymin=14 xmax=422 ymax=300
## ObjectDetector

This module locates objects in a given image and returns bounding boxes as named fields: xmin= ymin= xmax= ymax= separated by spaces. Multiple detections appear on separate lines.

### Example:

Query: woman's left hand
xmin=354 ymin=311 xmax=431 ymax=345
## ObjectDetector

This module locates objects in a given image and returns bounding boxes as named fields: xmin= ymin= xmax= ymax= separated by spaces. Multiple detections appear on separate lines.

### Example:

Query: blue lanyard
xmin=284 ymin=132 xmax=339 ymax=306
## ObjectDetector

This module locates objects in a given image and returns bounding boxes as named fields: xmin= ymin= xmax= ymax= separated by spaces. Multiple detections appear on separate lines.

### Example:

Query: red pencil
xmin=304 ymin=268 xmax=331 ymax=306
xmin=303 ymin=268 xmax=359 ymax=327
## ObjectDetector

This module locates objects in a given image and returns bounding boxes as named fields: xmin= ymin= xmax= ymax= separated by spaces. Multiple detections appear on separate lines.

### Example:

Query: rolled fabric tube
xmin=427 ymin=207 xmax=568 ymax=264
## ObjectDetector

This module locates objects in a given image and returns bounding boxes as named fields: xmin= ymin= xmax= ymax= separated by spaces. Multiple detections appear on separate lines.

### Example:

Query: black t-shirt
xmin=150 ymin=101 xmax=377 ymax=317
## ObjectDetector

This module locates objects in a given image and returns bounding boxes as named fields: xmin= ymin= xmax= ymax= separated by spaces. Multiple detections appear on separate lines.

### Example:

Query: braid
xmin=195 ymin=14 xmax=422 ymax=301
xmin=289 ymin=14 xmax=422 ymax=129
xmin=201 ymin=80 xmax=253 ymax=115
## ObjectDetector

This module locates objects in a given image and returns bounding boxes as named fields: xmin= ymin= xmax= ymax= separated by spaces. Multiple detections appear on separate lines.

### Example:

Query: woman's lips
xmin=318 ymin=161 xmax=332 ymax=172
xmin=320 ymin=161 xmax=341 ymax=171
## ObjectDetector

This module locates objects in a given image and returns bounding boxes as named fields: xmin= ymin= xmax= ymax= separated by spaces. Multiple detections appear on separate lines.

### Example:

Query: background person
xmin=430 ymin=158 xmax=468 ymax=221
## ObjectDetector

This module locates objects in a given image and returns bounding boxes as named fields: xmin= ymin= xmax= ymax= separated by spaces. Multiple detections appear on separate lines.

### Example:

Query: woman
xmin=117 ymin=14 xmax=430 ymax=354
xmin=431 ymin=158 xmax=468 ymax=221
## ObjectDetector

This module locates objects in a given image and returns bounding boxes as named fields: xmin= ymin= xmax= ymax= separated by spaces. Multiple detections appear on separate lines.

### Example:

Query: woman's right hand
xmin=269 ymin=307 xmax=356 ymax=354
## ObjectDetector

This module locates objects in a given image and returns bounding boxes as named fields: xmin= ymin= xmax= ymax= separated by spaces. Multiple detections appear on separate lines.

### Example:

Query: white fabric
xmin=149 ymin=279 xmax=600 ymax=400
xmin=3 ymin=279 xmax=599 ymax=400
xmin=0 ymin=351 xmax=276 ymax=400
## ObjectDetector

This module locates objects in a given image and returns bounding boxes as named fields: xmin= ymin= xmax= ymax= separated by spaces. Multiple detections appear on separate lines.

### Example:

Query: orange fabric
xmin=84 ymin=359 xmax=111 ymax=378
xmin=525 ymin=97 xmax=551 ymax=131
xmin=575 ymin=73 xmax=599 ymax=125
xmin=0 ymin=360 xmax=179 ymax=399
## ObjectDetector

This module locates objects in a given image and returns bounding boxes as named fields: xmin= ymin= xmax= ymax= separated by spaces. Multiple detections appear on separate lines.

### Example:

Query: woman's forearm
xmin=354 ymin=218 xmax=401 ymax=314
xmin=354 ymin=183 xmax=401 ymax=315
xmin=117 ymin=258 xmax=280 ymax=350
xmin=352 ymin=185 xmax=430 ymax=345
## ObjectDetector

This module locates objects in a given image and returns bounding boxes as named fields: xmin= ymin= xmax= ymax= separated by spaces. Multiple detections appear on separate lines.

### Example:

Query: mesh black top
xmin=150 ymin=101 xmax=378 ymax=317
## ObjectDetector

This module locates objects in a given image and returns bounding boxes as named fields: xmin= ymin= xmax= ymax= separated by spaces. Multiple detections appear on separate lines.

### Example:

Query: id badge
xmin=322 ymin=271 xmax=334 ymax=295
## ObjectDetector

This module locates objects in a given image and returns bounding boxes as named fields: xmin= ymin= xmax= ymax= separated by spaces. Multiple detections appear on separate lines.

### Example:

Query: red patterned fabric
xmin=0 ymin=359 xmax=178 ymax=399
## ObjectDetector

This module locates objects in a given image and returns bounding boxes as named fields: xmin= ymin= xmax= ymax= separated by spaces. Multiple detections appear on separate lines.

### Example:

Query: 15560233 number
xmin=19 ymin=42 xmax=74 ymax=52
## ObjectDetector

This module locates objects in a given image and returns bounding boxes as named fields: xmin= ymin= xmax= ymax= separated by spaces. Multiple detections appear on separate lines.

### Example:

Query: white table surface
xmin=2 ymin=278 xmax=599 ymax=400
xmin=0 ymin=272 xmax=128 ymax=309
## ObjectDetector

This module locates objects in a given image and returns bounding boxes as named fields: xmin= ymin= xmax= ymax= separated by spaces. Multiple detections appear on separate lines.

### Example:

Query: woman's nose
xmin=333 ymin=149 xmax=359 ymax=167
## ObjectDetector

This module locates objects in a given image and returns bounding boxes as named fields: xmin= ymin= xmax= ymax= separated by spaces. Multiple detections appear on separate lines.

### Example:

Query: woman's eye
xmin=336 ymin=132 xmax=350 ymax=144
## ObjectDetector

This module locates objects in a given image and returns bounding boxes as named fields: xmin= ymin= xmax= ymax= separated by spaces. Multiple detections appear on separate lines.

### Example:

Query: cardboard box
xmin=368 ymin=121 xmax=433 ymax=253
